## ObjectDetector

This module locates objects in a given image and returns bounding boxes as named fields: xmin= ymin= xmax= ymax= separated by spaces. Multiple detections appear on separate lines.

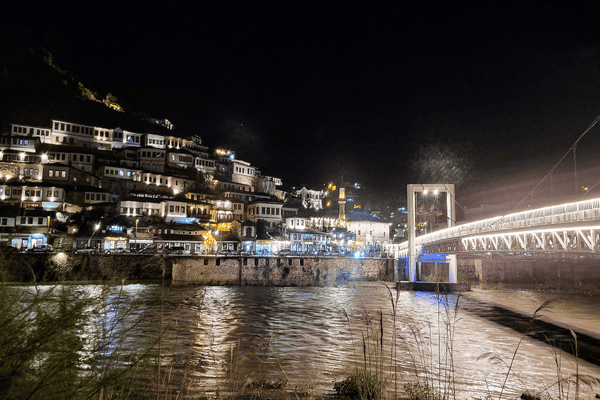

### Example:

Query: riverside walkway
xmin=462 ymin=288 xmax=600 ymax=339
xmin=460 ymin=288 xmax=600 ymax=366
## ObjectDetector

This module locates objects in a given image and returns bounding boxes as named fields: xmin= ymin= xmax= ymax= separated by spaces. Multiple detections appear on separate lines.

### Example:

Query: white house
xmin=346 ymin=213 xmax=391 ymax=254
xmin=296 ymin=187 xmax=324 ymax=210
xmin=246 ymin=199 xmax=283 ymax=231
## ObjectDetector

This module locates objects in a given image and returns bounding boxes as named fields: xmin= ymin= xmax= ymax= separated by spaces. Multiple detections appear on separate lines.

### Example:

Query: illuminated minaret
xmin=338 ymin=187 xmax=346 ymax=225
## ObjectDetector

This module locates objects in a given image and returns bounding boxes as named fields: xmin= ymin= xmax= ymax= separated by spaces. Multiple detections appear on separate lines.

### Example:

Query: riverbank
xmin=462 ymin=288 xmax=600 ymax=340
xmin=459 ymin=287 xmax=600 ymax=369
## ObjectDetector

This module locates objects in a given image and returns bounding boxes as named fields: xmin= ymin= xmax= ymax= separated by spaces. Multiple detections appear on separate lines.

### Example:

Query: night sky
xmin=9 ymin=2 xmax=600 ymax=210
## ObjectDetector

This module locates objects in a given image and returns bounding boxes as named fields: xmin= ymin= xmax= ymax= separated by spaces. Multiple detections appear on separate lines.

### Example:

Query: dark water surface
xmin=34 ymin=284 xmax=600 ymax=398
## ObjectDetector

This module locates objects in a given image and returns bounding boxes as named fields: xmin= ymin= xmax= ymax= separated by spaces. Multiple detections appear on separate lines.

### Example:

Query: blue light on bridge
xmin=419 ymin=253 xmax=447 ymax=263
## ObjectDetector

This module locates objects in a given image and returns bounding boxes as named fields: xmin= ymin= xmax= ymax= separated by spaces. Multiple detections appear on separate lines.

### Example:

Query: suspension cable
xmin=488 ymin=111 xmax=600 ymax=227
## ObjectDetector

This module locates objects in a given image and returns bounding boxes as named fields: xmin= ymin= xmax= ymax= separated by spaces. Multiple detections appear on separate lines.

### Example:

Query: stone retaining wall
xmin=172 ymin=256 xmax=395 ymax=286
xmin=458 ymin=256 xmax=600 ymax=290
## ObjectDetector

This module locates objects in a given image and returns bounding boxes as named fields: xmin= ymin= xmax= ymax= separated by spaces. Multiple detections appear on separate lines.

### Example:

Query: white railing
xmin=400 ymin=196 xmax=600 ymax=250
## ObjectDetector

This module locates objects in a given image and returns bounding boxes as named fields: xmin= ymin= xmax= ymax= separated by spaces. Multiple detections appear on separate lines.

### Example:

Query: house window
xmin=61 ymin=171 xmax=66 ymax=178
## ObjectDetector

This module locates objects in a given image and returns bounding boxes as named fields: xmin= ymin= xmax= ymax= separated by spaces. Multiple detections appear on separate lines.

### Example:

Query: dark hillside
xmin=0 ymin=27 xmax=168 ymax=134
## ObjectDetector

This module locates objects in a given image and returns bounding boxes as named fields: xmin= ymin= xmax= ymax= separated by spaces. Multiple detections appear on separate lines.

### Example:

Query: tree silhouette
xmin=410 ymin=139 xmax=474 ymax=187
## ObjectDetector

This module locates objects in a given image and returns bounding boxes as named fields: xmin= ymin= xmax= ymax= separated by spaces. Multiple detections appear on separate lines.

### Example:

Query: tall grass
xmin=478 ymin=300 xmax=600 ymax=400
xmin=335 ymin=284 xmax=463 ymax=400
xmin=0 ymin=244 xmax=163 ymax=399
xmin=400 ymin=289 xmax=461 ymax=400
xmin=337 ymin=283 xmax=599 ymax=400
xmin=0 ymin=281 xmax=150 ymax=399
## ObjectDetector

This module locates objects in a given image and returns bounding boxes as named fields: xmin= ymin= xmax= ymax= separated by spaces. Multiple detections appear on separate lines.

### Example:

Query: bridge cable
xmin=573 ymin=144 xmax=577 ymax=194
xmin=441 ymin=183 xmax=479 ymax=223
xmin=488 ymin=112 xmax=600 ymax=228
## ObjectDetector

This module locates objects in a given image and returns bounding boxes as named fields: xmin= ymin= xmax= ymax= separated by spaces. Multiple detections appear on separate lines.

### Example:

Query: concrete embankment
xmin=460 ymin=289 xmax=600 ymax=366
xmin=172 ymin=256 xmax=395 ymax=286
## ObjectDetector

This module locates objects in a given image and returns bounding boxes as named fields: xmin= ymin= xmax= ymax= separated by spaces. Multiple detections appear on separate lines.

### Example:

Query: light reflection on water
xmin=12 ymin=283 xmax=600 ymax=398
xmin=123 ymin=284 xmax=600 ymax=398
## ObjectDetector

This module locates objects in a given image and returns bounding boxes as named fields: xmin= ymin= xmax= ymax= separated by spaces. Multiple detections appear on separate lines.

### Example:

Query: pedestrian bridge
xmin=396 ymin=196 xmax=600 ymax=258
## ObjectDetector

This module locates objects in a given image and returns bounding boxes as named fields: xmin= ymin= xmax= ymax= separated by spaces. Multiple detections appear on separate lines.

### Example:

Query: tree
xmin=410 ymin=139 xmax=474 ymax=187
xmin=256 ymin=219 xmax=267 ymax=238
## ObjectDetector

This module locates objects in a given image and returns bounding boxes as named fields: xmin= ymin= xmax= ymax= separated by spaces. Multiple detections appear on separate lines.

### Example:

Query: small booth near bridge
xmin=406 ymin=184 xmax=457 ymax=283
xmin=416 ymin=253 xmax=457 ymax=283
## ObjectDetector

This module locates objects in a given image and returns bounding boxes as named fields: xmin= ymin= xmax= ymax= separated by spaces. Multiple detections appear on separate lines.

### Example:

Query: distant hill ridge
xmin=0 ymin=27 xmax=171 ymax=136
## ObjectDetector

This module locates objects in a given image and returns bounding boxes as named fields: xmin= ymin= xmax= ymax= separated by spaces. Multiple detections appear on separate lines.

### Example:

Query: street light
xmin=88 ymin=223 xmax=101 ymax=249
xmin=134 ymin=219 xmax=139 ymax=251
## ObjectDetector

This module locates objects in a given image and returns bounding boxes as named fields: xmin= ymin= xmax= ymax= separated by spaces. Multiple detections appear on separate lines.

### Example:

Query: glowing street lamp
xmin=88 ymin=223 xmax=101 ymax=248
xmin=134 ymin=219 xmax=139 ymax=250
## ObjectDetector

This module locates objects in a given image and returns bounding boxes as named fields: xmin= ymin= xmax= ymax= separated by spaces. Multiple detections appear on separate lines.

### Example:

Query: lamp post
xmin=135 ymin=219 xmax=139 ymax=251
xmin=88 ymin=223 xmax=101 ymax=249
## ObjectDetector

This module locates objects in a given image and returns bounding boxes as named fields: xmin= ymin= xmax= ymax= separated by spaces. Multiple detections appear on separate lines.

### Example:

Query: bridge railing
xmin=399 ymin=196 xmax=600 ymax=250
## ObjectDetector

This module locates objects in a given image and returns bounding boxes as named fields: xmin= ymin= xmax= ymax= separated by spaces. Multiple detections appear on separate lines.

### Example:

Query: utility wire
xmin=488 ymin=111 xmax=600 ymax=227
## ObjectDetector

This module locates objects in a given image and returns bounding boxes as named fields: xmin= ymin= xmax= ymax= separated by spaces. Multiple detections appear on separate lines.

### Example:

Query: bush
xmin=403 ymin=382 xmax=443 ymax=400
xmin=0 ymin=281 xmax=146 ymax=399
xmin=334 ymin=372 xmax=384 ymax=399
xmin=251 ymin=376 xmax=288 ymax=390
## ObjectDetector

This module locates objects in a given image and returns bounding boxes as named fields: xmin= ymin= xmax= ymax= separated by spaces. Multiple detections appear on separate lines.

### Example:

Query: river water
xmin=14 ymin=283 xmax=600 ymax=399
xmin=75 ymin=283 xmax=599 ymax=399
